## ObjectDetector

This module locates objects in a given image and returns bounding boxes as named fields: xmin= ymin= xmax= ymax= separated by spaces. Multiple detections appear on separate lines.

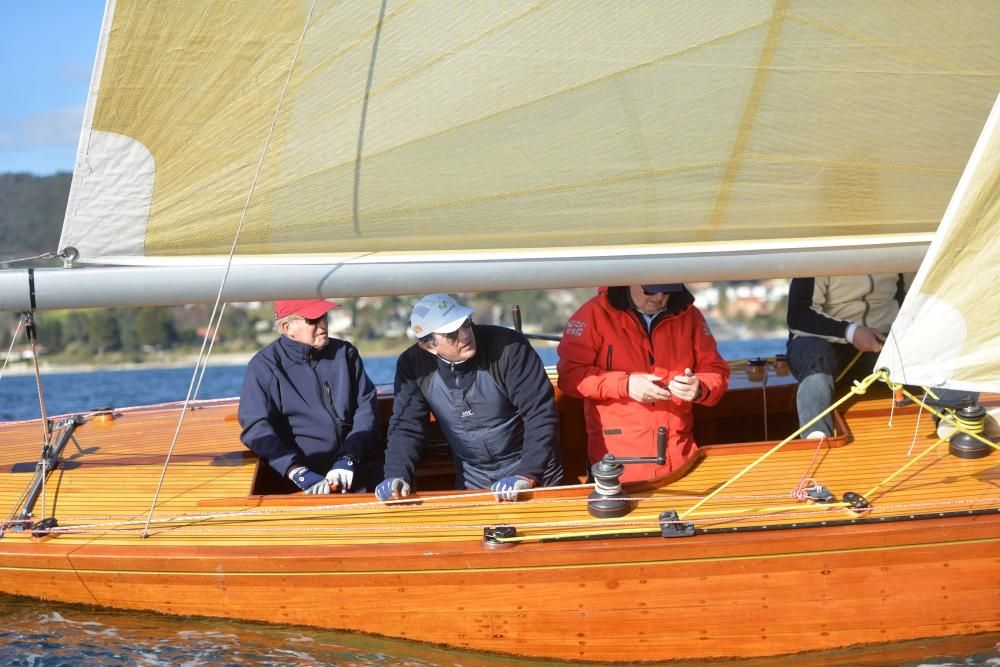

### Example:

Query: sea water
xmin=1 ymin=340 xmax=998 ymax=665
xmin=0 ymin=340 xmax=788 ymax=422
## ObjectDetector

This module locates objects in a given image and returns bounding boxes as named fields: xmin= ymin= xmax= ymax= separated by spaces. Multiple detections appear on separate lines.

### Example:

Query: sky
xmin=0 ymin=2 xmax=105 ymax=175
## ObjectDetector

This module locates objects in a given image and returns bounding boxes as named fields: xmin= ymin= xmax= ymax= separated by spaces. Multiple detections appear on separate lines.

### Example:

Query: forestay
xmin=877 ymin=93 xmax=1000 ymax=394
xmin=60 ymin=1 xmax=1000 ymax=276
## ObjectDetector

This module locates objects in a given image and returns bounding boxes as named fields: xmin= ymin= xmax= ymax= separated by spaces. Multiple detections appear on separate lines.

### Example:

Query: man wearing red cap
xmin=238 ymin=299 xmax=381 ymax=494
xmin=557 ymin=285 xmax=730 ymax=483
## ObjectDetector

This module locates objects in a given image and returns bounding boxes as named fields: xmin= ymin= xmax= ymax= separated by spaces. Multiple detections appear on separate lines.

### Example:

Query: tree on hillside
xmin=87 ymin=311 xmax=121 ymax=355
xmin=0 ymin=172 xmax=71 ymax=260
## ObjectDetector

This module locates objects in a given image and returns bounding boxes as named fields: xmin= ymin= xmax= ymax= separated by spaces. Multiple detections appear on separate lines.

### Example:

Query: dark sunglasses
xmin=642 ymin=287 xmax=671 ymax=296
xmin=299 ymin=315 xmax=326 ymax=326
xmin=437 ymin=318 xmax=472 ymax=342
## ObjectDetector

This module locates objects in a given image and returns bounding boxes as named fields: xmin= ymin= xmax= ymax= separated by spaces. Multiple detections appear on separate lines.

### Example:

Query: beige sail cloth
xmin=878 ymin=93 xmax=1000 ymax=394
xmin=60 ymin=1 xmax=1000 ymax=265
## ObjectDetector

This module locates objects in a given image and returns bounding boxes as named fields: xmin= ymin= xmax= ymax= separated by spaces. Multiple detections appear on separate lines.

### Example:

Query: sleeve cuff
xmin=845 ymin=322 xmax=858 ymax=345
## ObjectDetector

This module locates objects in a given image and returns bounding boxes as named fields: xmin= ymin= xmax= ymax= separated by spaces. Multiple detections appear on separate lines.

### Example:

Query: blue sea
xmin=1 ymin=339 xmax=998 ymax=665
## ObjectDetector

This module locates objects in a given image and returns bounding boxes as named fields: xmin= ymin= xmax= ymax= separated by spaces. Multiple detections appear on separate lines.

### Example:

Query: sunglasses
xmin=437 ymin=318 xmax=472 ymax=342
xmin=642 ymin=287 xmax=671 ymax=296
xmin=298 ymin=315 xmax=327 ymax=326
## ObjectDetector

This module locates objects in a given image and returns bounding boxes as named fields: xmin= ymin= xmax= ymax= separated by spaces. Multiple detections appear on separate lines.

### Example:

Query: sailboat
xmin=1 ymin=1 xmax=998 ymax=662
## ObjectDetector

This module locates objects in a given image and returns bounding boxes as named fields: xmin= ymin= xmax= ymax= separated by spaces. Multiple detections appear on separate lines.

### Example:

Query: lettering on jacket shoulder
xmin=565 ymin=319 xmax=586 ymax=336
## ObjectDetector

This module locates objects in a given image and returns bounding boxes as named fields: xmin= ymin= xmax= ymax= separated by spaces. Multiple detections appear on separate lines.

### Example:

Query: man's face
xmin=629 ymin=286 xmax=671 ymax=315
xmin=282 ymin=314 xmax=329 ymax=349
xmin=419 ymin=318 xmax=476 ymax=362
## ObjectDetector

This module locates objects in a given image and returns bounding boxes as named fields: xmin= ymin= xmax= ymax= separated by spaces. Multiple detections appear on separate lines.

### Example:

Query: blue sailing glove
xmin=375 ymin=477 xmax=411 ymax=502
xmin=325 ymin=456 xmax=356 ymax=493
xmin=490 ymin=475 xmax=535 ymax=501
xmin=289 ymin=467 xmax=330 ymax=494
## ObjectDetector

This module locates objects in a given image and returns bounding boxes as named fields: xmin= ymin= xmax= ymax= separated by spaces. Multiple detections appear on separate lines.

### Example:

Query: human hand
xmin=668 ymin=368 xmax=701 ymax=402
xmin=490 ymin=475 xmax=536 ymax=501
xmin=627 ymin=373 xmax=672 ymax=403
xmin=326 ymin=456 xmax=356 ymax=493
xmin=852 ymin=326 xmax=886 ymax=353
xmin=289 ymin=467 xmax=331 ymax=494
xmin=375 ymin=477 xmax=411 ymax=502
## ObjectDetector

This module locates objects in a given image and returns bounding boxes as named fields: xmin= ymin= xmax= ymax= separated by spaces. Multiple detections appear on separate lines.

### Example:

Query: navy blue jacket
xmin=384 ymin=324 xmax=563 ymax=489
xmin=238 ymin=335 xmax=380 ymax=477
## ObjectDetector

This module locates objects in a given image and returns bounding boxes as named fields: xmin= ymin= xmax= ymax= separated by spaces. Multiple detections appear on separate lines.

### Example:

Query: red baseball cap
xmin=273 ymin=299 xmax=338 ymax=320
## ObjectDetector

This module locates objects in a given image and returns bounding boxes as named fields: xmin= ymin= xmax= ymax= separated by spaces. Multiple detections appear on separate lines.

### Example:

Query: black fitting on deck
xmin=658 ymin=510 xmax=695 ymax=538
xmin=842 ymin=491 xmax=871 ymax=512
xmin=483 ymin=524 xmax=517 ymax=549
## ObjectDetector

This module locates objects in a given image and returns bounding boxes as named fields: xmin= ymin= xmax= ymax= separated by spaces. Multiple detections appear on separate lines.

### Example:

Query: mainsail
xmin=877 ymin=93 xmax=1000 ymax=393
xmin=63 ymin=1 xmax=1000 ymax=261
xmin=2 ymin=1 xmax=1000 ymax=309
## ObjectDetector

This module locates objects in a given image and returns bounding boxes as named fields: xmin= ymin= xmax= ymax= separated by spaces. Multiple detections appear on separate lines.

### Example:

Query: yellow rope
xmin=678 ymin=370 xmax=886 ymax=520
xmin=893 ymin=385 xmax=998 ymax=452
xmin=863 ymin=437 xmax=949 ymax=499
xmin=685 ymin=501 xmax=850 ymax=517
xmin=835 ymin=350 xmax=864 ymax=383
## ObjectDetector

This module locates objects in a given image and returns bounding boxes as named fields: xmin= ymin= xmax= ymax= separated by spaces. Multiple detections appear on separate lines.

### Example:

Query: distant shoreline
xmin=1 ymin=352 xmax=255 ymax=377
xmin=2 ymin=334 xmax=787 ymax=378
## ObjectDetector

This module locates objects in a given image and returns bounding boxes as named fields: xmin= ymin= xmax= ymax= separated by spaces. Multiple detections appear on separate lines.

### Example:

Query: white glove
xmin=326 ymin=468 xmax=354 ymax=493
xmin=289 ymin=467 xmax=331 ymax=494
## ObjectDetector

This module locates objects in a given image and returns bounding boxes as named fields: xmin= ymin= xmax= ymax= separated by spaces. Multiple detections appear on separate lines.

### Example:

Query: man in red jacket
xmin=557 ymin=284 xmax=730 ymax=483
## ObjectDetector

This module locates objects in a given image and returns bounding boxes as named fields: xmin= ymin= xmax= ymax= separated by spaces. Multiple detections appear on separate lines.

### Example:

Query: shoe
xmin=805 ymin=430 xmax=828 ymax=439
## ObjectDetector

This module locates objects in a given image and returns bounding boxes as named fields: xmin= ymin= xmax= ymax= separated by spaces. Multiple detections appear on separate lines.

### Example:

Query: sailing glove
xmin=326 ymin=456 xmax=356 ymax=493
xmin=375 ymin=477 xmax=411 ymax=502
xmin=289 ymin=467 xmax=330 ymax=494
xmin=491 ymin=475 xmax=536 ymax=502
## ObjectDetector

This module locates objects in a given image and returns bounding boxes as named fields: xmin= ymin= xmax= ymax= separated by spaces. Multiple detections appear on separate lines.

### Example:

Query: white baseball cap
xmin=410 ymin=293 xmax=474 ymax=336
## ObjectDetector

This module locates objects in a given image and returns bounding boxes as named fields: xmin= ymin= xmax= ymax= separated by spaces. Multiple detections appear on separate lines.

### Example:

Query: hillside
xmin=0 ymin=172 xmax=70 ymax=262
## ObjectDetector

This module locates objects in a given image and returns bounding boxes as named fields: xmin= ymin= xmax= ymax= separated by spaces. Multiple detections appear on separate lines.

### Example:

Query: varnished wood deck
xmin=0 ymin=369 xmax=997 ymax=662
xmin=1 ymin=376 xmax=996 ymax=546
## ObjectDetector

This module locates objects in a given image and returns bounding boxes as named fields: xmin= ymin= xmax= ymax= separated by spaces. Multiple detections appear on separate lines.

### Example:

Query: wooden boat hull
xmin=1 ymin=513 xmax=997 ymax=661
xmin=1 ymin=371 xmax=998 ymax=662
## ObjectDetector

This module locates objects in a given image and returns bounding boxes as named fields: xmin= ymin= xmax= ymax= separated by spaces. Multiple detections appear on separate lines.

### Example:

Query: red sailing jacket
xmin=557 ymin=287 xmax=730 ymax=482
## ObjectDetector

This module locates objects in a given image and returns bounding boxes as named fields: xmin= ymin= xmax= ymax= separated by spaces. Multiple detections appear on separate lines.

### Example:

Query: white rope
xmin=0 ymin=318 xmax=24 ymax=382
xmin=907 ymin=391 xmax=929 ymax=457
xmin=143 ymin=0 xmax=321 ymax=538
xmin=45 ymin=495 xmax=1000 ymax=538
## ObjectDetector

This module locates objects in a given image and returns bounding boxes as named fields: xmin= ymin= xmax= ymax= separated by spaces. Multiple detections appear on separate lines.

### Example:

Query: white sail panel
xmin=878 ymin=94 xmax=1000 ymax=393
xmin=59 ymin=1 xmax=1000 ymax=265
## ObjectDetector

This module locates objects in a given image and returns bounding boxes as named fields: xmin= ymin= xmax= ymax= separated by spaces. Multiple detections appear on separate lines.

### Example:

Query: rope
xmin=863 ymin=436 xmax=949 ymax=500
xmin=906 ymin=391 xmax=929 ymax=456
xmin=761 ymin=361 xmax=769 ymax=440
xmin=0 ymin=318 xmax=24 ymax=382
xmin=835 ymin=350 xmax=863 ymax=383
xmin=142 ymin=0 xmax=321 ymax=539
xmin=894 ymin=386 xmax=998 ymax=453
xmin=791 ymin=434 xmax=826 ymax=501
xmin=0 ymin=251 xmax=59 ymax=265
xmin=678 ymin=369 xmax=885 ymax=520
xmin=191 ymin=304 xmax=226 ymax=402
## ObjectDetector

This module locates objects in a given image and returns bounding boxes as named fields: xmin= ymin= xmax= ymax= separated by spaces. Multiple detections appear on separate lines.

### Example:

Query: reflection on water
xmin=0 ymin=593 xmax=997 ymax=667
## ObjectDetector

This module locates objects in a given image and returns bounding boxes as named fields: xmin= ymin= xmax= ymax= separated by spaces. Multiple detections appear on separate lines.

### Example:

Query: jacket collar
xmin=277 ymin=333 xmax=321 ymax=364
xmin=603 ymin=285 xmax=695 ymax=321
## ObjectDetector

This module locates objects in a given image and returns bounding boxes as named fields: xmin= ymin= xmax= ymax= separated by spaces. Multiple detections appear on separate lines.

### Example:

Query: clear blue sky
xmin=0 ymin=2 xmax=105 ymax=175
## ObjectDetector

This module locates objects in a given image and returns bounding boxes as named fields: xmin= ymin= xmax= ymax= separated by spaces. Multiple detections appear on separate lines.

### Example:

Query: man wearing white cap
xmin=239 ymin=299 xmax=381 ymax=494
xmin=376 ymin=294 xmax=564 ymax=502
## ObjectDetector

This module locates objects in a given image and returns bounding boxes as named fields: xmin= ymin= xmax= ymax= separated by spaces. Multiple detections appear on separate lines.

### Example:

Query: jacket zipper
xmin=315 ymin=369 xmax=342 ymax=450
xmin=606 ymin=344 xmax=614 ymax=370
